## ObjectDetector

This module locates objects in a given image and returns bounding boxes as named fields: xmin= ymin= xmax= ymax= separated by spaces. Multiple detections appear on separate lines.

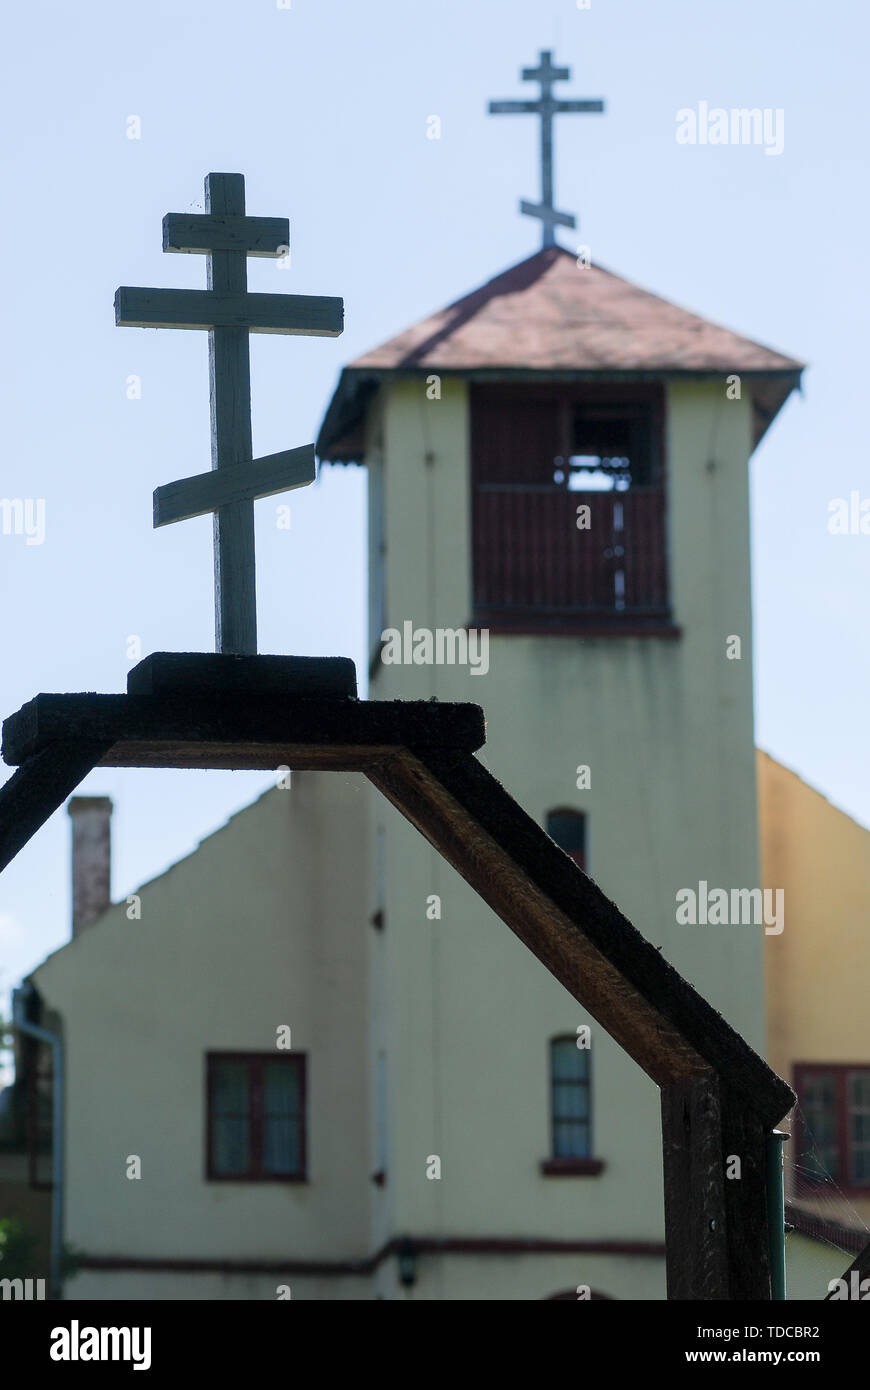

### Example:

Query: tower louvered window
xmin=471 ymin=384 xmax=670 ymax=630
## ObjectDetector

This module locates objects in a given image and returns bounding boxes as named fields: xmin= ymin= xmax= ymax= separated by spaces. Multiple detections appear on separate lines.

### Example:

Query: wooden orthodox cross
xmin=115 ymin=172 xmax=343 ymax=655
xmin=489 ymin=49 xmax=604 ymax=248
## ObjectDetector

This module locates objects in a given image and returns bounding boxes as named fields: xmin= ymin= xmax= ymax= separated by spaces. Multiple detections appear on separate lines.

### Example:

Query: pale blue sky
xmin=1 ymin=0 xmax=867 ymax=1005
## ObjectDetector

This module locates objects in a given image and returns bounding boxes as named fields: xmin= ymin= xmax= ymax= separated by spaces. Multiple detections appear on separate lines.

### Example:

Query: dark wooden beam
xmin=162 ymin=213 xmax=290 ymax=258
xmin=114 ymin=287 xmax=343 ymax=336
xmin=125 ymin=652 xmax=356 ymax=699
xmin=661 ymin=1076 xmax=771 ymax=1299
xmin=0 ymin=741 xmax=110 ymax=873
xmin=661 ymin=1075 xmax=728 ymax=1298
xmin=2 ymin=694 xmax=486 ymax=770
xmin=719 ymin=1083 xmax=773 ymax=1300
xmin=366 ymin=746 xmax=793 ymax=1121
xmin=153 ymin=446 xmax=315 ymax=527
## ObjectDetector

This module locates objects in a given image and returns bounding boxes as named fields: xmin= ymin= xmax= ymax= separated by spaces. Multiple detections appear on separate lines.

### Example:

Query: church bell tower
xmin=316 ymin=49 xmax=803 ymax=1300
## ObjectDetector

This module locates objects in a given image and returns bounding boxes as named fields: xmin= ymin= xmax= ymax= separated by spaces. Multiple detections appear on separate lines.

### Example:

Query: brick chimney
xmin=68 ymin=796 xmax=113 ymax=936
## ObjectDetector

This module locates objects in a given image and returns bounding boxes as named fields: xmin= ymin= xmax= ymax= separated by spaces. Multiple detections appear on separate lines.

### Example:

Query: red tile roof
xmin=317 ymin=246 xmax=803 ymax=460
xmin=350 ymin=246 xmax=802 ymax=374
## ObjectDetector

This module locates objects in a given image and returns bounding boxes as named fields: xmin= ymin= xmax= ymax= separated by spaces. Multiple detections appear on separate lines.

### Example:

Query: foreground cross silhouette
xmin=116 ymin=172 xmax=343 ymax=655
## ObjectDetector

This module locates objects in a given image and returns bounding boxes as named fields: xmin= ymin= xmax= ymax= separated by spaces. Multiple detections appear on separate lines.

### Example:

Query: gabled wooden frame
xmin=0 ymin=671 xmax=795 ymax=1299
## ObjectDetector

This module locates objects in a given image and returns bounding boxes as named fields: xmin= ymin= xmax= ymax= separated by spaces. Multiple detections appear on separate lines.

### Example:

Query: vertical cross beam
xmin=489 ymin=49 xmax=605 ymax=250
xmin=206 ymin=173 xmax=256 ymax=654
xmin=525 ymin=51 xmax=566 ymax=248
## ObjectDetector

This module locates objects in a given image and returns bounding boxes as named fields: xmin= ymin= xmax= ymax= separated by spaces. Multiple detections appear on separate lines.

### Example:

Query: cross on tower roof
xmin=115 ymin=172 xmax=344 ymax=655
xmin=489 ymin=49 xmax=605 ymax=248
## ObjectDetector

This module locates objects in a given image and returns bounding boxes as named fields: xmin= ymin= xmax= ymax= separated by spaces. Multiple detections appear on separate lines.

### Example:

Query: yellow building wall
xmin=760 ymin=749 xmax=870 ymax=1226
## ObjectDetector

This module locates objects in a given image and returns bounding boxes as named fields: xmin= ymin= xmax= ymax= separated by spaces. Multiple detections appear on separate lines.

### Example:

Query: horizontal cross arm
xmin=522 ymin=63 xmax=570 ymax=82
xmin=488 ymin=100 xmax=540 ymax=114
xmin=154 ymin=445 xmax=316 ymax=527
xmin=163 ymin=213 xmax=290 ymax=257
xmin=520 ymin=199 xmax=576 ymax=229
xmin=115 ymin=287 xmax=344 ymax=336
xmin=554 ymin=99 xmax=605 ymax=113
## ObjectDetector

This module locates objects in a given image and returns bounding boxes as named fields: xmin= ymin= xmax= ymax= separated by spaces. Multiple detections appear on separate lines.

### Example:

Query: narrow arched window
xmin=546 ymin=808 xmax=586 ymax=871
xmin=550 ymin=1036 xmax=591 ymax=1159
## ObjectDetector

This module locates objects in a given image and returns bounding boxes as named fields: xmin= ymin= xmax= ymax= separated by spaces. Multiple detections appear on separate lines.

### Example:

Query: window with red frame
xmin=794 ymin=1065 xmax=870 ymax=1192
xmin=207 ymin=1053 xmax=306 ymax=1181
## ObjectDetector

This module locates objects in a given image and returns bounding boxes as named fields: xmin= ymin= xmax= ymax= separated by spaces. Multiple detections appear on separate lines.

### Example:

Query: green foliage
xmin=0 ymin=1217 xmax=37 ymax=1280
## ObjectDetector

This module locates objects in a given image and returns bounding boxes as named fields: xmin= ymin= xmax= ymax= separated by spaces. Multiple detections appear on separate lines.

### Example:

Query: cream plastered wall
xmin=366 ymin=375 xmax=768 ymax=1293
xmin=33 ymin=771 xmax=372 ymax=1279
xmin=69 ymin=1253 xmax=666 ymax=1301
xmin=760 ymin=750 xmax=870 ymax=1225
xmin=374 ymin=1251 xmax=666 ymax=1302
xmin=67 ymin=1241 xmax=839 ymax=1301
xmin=784 ymin=1233 xmax=854 ymax=1302
xmin=66 ymin=1270 xmax=368 ymax=1301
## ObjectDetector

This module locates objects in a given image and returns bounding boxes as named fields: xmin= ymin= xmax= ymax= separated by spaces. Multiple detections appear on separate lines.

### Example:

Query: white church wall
xmin=32 ymin=771 xmax=372 ymax=1277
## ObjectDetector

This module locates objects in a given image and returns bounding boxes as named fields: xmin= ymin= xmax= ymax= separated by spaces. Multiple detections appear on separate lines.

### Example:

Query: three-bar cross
xmin=115 ymin=172 xmax=343 ymax=654
xmin=489 ymin=50 xmax=605 ymax=248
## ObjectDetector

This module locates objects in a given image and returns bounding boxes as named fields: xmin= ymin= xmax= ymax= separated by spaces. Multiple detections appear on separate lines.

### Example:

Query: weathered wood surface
xmin=366 ymin=745 xmax=794 ymax=1120
xmin=0 ymin=741 xmax=112 ymax=874
xmin=126 ymin=652 xmax=356 ymax=698
xmin=661 ymin=1076 xmax=728 ymax=1298
xmin=114 ymin=286 xmax=343 ymax=335
xmin=163 ymin=213 xmax=289 ymax=257
xmin=204 ymin=174 xmax=256 ymax=655
xmin=154 ymin=445 xmax=315 ymax=527
xmin=661 ymin=1076 xmax=771 ymax=1299
xmin=718 ymin=1084 xmax=772 ymax=1300
xmin=1 ymin=694 xmax=486 ymax=769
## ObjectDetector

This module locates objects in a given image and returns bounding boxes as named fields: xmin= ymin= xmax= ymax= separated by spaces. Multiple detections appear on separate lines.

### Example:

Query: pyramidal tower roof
xmin=317 ymin=246 xmax=803 ymax=461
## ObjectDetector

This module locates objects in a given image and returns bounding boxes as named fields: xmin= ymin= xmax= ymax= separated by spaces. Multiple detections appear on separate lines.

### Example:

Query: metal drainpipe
xmin=766 ymin=1129 xmax=788 ymax=1301
xmin=12 ymin=985 xmax=63 ymax=1301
